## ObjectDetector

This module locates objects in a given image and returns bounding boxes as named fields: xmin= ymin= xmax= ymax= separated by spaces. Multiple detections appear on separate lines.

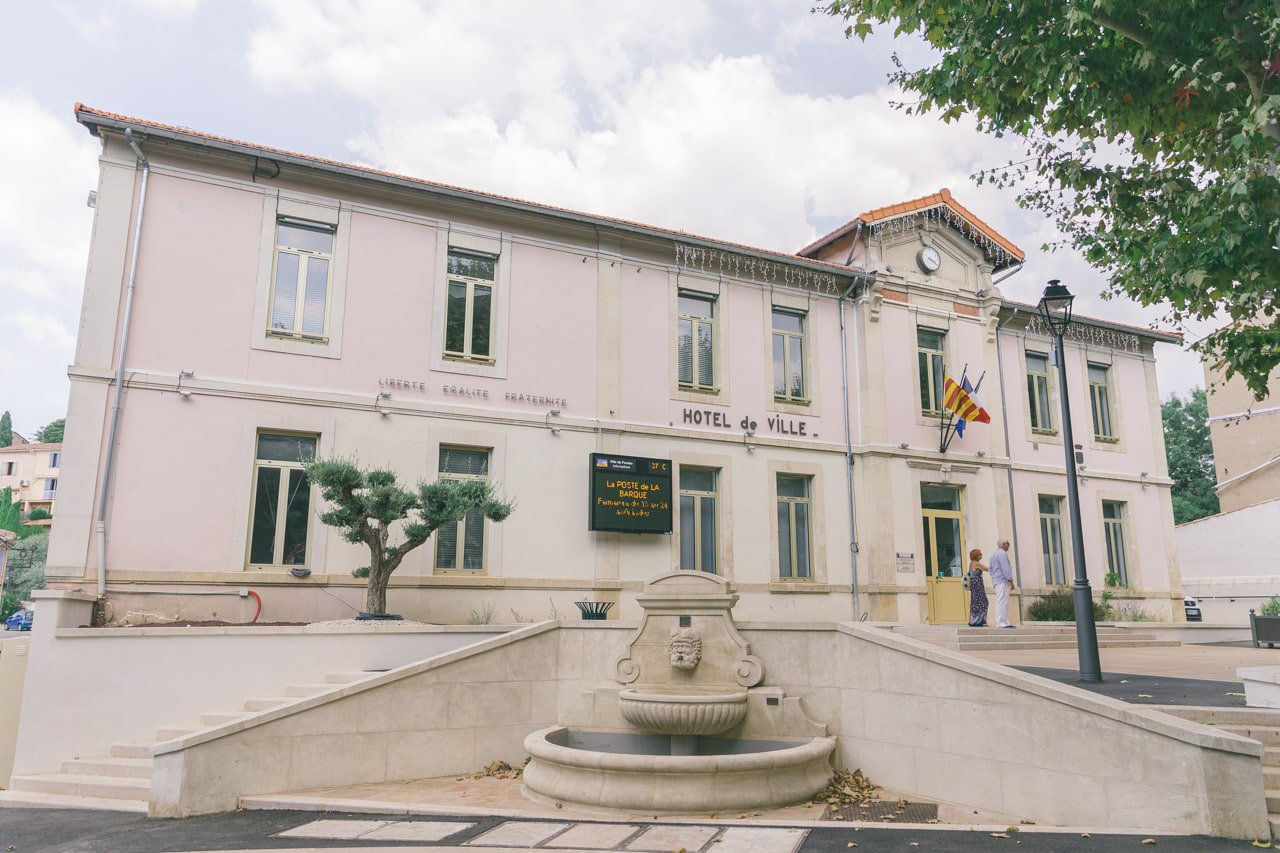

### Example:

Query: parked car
xmin=1184 ymin=597 xmax=1202 ymax=622
xmin=4 ymin=609 xmax=33 ymax=631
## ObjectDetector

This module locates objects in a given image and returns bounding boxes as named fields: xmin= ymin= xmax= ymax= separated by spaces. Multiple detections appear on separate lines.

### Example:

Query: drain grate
xmin=823 ymin=800 xmax=938 ymax=823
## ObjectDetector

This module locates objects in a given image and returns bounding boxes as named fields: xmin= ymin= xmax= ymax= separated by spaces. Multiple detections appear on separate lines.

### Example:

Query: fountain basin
xmin=618 ymin=688 xmax=748 ymax=735
xmin=523 ymin=726 xmax=836 ymax=813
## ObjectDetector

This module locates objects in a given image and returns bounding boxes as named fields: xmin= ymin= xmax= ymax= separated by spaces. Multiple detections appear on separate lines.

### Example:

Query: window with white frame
xmin=1026 ymin=352 xmax=1054 ymax=433
xmin=678 ymin=293 xmax=716 ymax=392
xmin=49 ymin=451 xmax=62 ymax=468
xmin=679 ymin=467 xmax=719 ymax=573
xmin=1 ymin=462 xmax=14 ymax=476
xmin=444 ymin=250 xmax=497 ymax=364
xmin=247 ymin=432 xmax=317 ymax=569
xmin=917 ymin=328 xmax=946 ymax=415
xmin=434 ymin=447 xmax=491 ymax=572
xmin=1038 ymin=494 xmax=1067 ymax=585
xmin=1102 ymin=500 xmax=1129 ymax=585
xmin=42 ymin=478 xmax=57 ymax=501
xmin=772 ymin=309 xmax=807 ymax=403
xmin=1089 ymin=363 xmax=1116 ymax=441
xmin=268 ymin=218 xmax=334 ymax=342
xmin=776 ymin=474 xmax=812 ymax=579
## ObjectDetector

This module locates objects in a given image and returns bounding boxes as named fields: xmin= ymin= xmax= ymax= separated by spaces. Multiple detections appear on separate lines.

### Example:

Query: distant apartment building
xmin=1205 ymin=354 xmax=1280 ymax=514
xmin=0 ymin=443 xmax=62 ymax=522
xmin=46 ymin=105 xmax=1185 ymax=625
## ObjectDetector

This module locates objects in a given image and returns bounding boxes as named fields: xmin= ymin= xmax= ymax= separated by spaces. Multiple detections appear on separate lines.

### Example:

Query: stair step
xmin=200 ymin=711 xmax=249 ymax=727
xmin=9 ymin=773 xmax=150 ymax=801
xmin=1270 ymin=815 xmax=1280 ymax=840
xmin=324 ymin=671 xmax=372 ymax=684
xmin=60 ymin=756 xmax=152 ymax=779
xmin=284 ymin=683 xmax=335 ymax=698
xmin=1266 ymin=790 xmax=1280 ymax=814
xmin=154 ymin=727 xmax=196 ymax=741
xmin=957 ymin=639 xmax=1181 ymax=651
xmin=0 ymin=789 xmax=149 ymax=813
xmin=1219 ymin=725 xmax=1280 ymax=746
xmin=1163 ymin=706 xmax=1280 ymax=727
xmin=108 ymin=741 xmax=155 ymax=759
xmin=243 ymin=697 xmax=291 ymax=712
xmin=1264 ymin=767 xmax=1280 ymax=788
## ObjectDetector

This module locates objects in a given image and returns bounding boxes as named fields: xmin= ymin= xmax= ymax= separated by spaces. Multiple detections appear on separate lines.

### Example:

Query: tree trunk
xmin=365 ymin=566 xmax=391 ymax=614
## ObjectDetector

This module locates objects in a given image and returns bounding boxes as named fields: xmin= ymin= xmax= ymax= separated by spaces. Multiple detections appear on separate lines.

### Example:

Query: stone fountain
xmin=523 ymin=571 xmax=836 ymax=813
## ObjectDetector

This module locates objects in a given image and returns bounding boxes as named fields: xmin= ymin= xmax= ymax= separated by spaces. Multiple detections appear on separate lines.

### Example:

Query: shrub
xmin=27 ymin=508 xmax=51 ymax=521
xmin=1110 ymin=603 xmax=1157 ymax=622
xmin=1260 ymin=597 xmax=1280 ymax=617
xmin=1027 ymin=589 xmax=1107 ymax=622
xmin=0 ymin=592 xmax=19 ymax=621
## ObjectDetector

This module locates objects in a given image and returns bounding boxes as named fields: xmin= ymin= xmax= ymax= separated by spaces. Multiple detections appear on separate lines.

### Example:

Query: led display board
xmin=588 ymin=453 xmax=673 ymax=534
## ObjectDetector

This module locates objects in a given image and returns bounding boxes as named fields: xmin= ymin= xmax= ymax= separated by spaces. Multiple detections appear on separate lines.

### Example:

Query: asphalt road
xmin=0 ymin=808 xmax=1268 ymax=853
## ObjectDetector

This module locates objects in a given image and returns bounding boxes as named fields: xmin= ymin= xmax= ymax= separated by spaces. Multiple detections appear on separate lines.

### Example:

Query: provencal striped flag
xmin=943 ymin=376 xmax=990 ymax=425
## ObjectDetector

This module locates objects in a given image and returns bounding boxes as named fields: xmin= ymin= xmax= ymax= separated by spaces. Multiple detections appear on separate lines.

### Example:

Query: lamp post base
xmin=1073 ymin=581 xmax=1103 ymax=682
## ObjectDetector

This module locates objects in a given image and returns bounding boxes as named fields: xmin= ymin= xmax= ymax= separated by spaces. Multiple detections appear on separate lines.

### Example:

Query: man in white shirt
xmin=989 ymin=538 xmax=1015 ymax=628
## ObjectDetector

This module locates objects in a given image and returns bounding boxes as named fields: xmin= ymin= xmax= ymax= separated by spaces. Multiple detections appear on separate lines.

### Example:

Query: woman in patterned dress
xmin=968 ymin=547 xmax=989 ymax=627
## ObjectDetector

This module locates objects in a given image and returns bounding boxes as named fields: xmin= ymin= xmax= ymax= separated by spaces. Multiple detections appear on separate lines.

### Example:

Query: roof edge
xmin=75 ymin=104 xmax=862 ymax=287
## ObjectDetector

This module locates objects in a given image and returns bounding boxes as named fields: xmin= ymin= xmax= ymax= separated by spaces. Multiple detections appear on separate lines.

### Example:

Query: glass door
xmin=922 ymin=485 xmax=967 ymax=624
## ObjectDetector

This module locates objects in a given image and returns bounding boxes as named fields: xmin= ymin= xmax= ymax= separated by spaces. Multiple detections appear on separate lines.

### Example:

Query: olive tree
xmin=305 ymin=459 xmax=514 ymax=615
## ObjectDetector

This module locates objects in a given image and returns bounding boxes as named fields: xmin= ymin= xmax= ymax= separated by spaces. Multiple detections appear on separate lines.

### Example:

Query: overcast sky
xmin=0 ymin=0 xmax=1210 ymax=438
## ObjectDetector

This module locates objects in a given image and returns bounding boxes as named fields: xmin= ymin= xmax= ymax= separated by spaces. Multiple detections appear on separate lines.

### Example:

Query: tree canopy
xmin=36 ymin=418 xmax=65 ymax=444
xmin=1161 ymin=389 xmax=1221 ymax=524
xmin=305 ymin=458 xmax=515 ymax=614
xmin=0 ymin=412 xmax=10 ymax=448
xmin=821 ymin=0 xmax=1280 ymax=398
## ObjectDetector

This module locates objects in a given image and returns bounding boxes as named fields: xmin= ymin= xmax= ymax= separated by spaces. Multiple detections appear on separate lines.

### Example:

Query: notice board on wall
xmin=588 ymin=453 xmax=673 ymax=534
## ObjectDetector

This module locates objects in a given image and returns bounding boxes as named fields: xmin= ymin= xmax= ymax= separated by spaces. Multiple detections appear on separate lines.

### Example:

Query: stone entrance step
xmin=893 ymin=624 xmax=1178 ymax=651
xmin=0 ymin=667 xmax=390 ymax=815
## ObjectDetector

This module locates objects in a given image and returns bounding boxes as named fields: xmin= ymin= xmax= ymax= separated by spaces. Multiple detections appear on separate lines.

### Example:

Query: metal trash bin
xmin=575 ymin=601 xmax=614 ymax=621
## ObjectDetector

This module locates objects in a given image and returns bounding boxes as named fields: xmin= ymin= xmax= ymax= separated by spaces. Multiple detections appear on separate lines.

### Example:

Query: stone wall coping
xmin=149 ymin=620 xmax=560 ymax=757
xmin=1238 ymin=666 xmax=1280 ymax=684
xmin=54 ymin=624 xmax=514 ymax=638
xmin=840 ymin=622 xmax=1263 ymax=758
xmin=32 ymin=590 xmax=98 ymax=602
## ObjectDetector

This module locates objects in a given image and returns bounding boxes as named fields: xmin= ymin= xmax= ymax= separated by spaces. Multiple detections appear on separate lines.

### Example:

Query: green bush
xmin=1260 ymin=597 xmax=1280 ymax=617
xmin=0 ymin=592 xmax=19 ymax=621
xmin=27 ymin=508 xmax=51 ymax=521
xmin=1027 ymin=589 xmax=1108 ymax=622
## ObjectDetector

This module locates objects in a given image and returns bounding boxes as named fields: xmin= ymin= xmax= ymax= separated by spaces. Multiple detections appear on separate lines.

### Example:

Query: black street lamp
xmin=1037 ymin=280 xmax=1103 ymax=683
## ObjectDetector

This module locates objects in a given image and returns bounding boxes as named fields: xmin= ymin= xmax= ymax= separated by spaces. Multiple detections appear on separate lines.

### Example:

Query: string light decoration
xmin=674 ymin=244 xmax=841 ymax=295
xmin=868 ymin=206 xmax=1019 ymax=269
xmin=1025 ymin=316 xmax=1141 ymax=353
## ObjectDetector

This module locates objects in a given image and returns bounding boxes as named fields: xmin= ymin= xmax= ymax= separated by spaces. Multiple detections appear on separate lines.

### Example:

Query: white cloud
xmin=0 ymin=91 xmax=97 ymax=431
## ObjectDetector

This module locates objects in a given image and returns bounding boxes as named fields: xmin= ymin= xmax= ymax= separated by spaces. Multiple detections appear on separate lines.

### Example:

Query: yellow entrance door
xmin=922 ymin=485 xmax=967 ymax=625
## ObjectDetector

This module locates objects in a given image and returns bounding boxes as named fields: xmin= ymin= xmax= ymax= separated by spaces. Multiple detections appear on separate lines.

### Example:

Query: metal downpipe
xmin=839 ymin=269 xmax=874 ymax=620
xmin=95 ymin=128 xmax=150 ymax=600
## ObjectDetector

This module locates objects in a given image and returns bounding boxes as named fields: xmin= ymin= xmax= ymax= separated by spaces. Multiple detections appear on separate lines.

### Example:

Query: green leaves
xmin=819 ymin=0 xmax=1280 ymax=397
xmin=1161 ymin=390 xmax=1220 ymax=524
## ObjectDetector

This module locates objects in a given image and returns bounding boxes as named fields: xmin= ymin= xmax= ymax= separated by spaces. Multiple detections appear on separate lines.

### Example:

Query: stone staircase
xmin=1163 ymin=705 xmax=1280 ymax=840
xmin=0 ymin=669 xmax=377 ymax=812
xmin=890 ymin=624 xmax=1179 ymax=652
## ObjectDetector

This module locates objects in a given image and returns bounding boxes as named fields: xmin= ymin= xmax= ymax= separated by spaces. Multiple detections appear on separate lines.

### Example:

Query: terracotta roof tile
xmin=75 ymin=104 xmax=860 ymax=279
xmin=798 ymin=187 xmax=1025 ymax=265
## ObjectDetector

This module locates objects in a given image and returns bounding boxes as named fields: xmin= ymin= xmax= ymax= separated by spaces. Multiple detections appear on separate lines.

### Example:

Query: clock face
xmin=918 ymin=246 xmax=942 ymax=273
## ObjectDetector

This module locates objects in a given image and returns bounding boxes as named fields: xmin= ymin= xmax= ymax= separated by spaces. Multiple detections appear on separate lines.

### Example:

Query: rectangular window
xmin=1102 ymin=500 xmax=1129 ymax=585
xmin=1089 ymin=364 xmax=1116 ymax=440
xmin=776 ymin=475 xmax=812 ymax=579
xmin=268 ymin=218 xmax=334 ymax=342
xmin=43 ymin=478 xmax=57 ymax=501
xmin=679 ymin=467 xmax=719 ymax=573
xmin=434 ymin=446 xmax=491 ymax=572
xmin=1038 ymin=495 xmax=1067 ymax=585
xmin=917 ymin=328 xmax=946 ymax=414
xmin=1 ymin=462 xmax=13 ymax=476
xmin=444 ymin=250 xmax=497 ymax=364
xmin=1026 ymin=352 xmax=1054 ymax=433
xmin=678 ymin=293 xmax=716 ymax=391
xmin=48 ymin=451 xmax=62 ymax=468
xmin=247 ymin=432 xmax=317 ymax=568
xmin=772 ymin=309 xmax=807 ymax=403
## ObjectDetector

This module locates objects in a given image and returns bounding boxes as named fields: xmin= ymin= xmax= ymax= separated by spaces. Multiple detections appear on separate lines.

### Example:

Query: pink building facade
xmin=45 ymin=107 xmax=1185 ymax=625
